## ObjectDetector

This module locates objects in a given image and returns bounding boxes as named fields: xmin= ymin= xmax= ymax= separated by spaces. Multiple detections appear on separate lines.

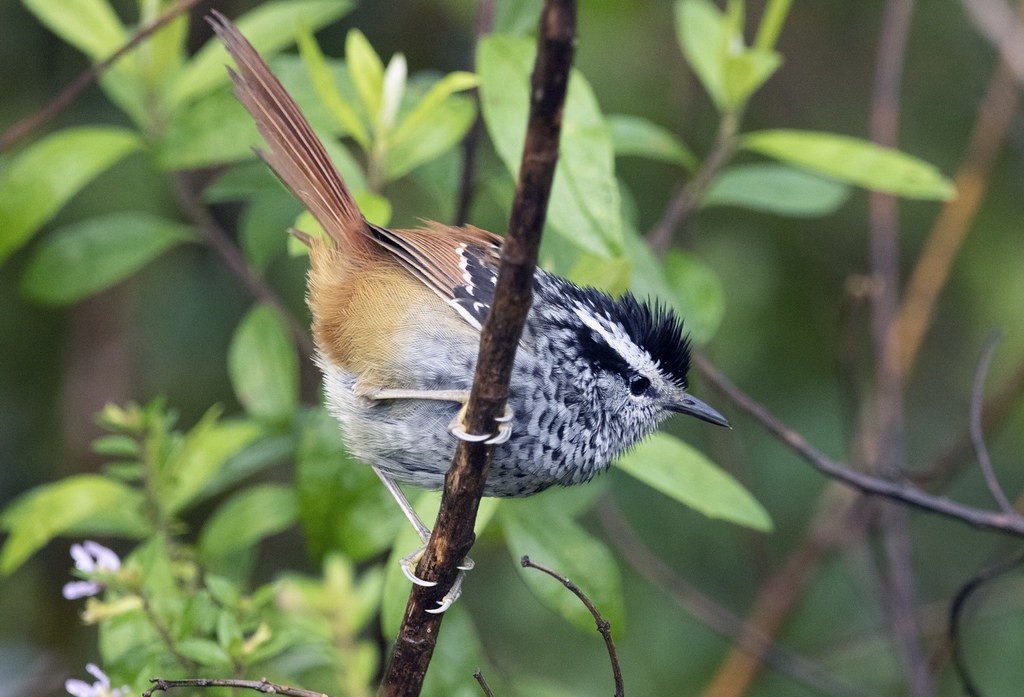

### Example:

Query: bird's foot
xmin=400 ymin=546 xmax=475 ymax=613
xmin=449 ymin=404 xmax=514 ymax=445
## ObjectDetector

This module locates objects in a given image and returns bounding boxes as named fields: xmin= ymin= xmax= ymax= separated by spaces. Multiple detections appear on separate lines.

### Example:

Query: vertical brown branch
xmin=379 ymin=2 xmax=576 ymax=694
xmin=867 ymin=2 xmax=933 ymax=695
xmin=454 ymin=0 xmax=496 ymax=226
xmin=894 ymin=0 xmax=1024 ymax=377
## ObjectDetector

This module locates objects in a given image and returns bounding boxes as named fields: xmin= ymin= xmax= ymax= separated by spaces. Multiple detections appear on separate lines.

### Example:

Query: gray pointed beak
xmin=671 ymin=394 xmax=731 ymax=428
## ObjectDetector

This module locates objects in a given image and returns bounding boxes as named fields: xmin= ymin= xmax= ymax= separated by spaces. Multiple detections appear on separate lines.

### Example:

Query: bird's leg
xmin=372 ymin=467 xmax=474 ymax=614
xmin=361 ymin=388 xmax=514 ymax=444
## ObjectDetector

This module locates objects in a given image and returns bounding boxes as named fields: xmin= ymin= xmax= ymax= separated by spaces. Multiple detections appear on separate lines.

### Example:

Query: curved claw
xmin=425 ymin=571 xmax=464 ymax=614
xmin=400 ymin=547 xmax=437 ymax=587
xmin=450 ymin=424 xmax=490 ymax=442
xmin=450 ymin=404 xmax=515 ymax=444
xmin=484 ymin=423 xmax=511 ymax=445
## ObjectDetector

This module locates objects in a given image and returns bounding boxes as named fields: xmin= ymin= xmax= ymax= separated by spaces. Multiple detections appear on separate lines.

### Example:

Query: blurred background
xmin=2 ymin=0 xmax=1023 ymax=695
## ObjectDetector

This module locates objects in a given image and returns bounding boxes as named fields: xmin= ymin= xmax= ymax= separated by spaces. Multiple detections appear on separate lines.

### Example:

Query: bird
xmin=210 ymin=12 xmax=729 ymax=613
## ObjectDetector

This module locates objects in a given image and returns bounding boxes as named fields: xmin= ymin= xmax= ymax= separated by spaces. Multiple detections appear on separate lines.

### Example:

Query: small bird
xmin=211 ymin=13 xmax=729 ymax=612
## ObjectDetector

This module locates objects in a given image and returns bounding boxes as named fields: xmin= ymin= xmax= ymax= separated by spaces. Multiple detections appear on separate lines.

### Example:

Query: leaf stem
xmin=646 ymin=110 xmax=739 ymax=254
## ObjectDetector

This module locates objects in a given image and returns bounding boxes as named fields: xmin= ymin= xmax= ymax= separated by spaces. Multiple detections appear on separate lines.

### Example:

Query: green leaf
xmin=494 ymin=0 xmax=544 ymax=35
xmin=239 ymin=190 xmax=299 ymax=272
xmin=663 ymin=250 xmax=725 ymax=345
xmin=391 ymin=71 xmax=480 ymax=147
xmin=566 ymin=254 xmax=632 ymax=296
xmin=195 ymin=434 xmax=294 ymax=505
xmin=607 ymin=114 xmax=697 ymax=171
xmin=167 ymin=0 xmax=353 ymax=107
xmin=501 ymin=499 xmax=625 ymax=633
xmin=0 ymin=475 xmax=150 ymax=574
xmin=676 ymin=0 xmax=728 ymax=110
xmin=22 ymin=0 xmax=126 ymax=61
xmin=346 ymin=29 xmax=385 ymax=124
xmin=176 ymin=638 xmax=233 ymax=668
xmin=0 ymin=127 xmax=140 ymax=265
xmin=741 ymin=130 xmax=956 ymax=200
xmin=154 ymin=89 xmax=261 ymax=170
xmin=297 ymin=408 xmax=401 ymax=562
xmin=754 ymin=0 xmax=794 ymax=51
xmin=702 ymin=163 xmax=851 ymax=217
xmin=21 ymin=213 xmax=194 ymax=305
xmin=621 ymin=223 xmax=721 ymax=345
xmin=204 ymin=162 xmax=283 ymax=203
xmin=135 ymin=4 xmax=188 ymax=86
xmin=675 ymin=0 xmax=780 ymax=111
xmin=354 ymin=190 xmax=392 ymax=227
xmin=478 ymin=35 xmax=623 ymax=257
xmin=199 ymin=485 xmax=298 ymax=562
xmin=205 ymin=574 xmax=241 ymax=608
xmin=616 ymin=433 xmax=772 ymax=531
xmin=160 ymin=411 xmax=263 ymax=514
xmin=91 ymin=435 xmax=140 ymax=458
xmin=722 ymin=48 xmax=782 ymax=107
xmin=383 ymin=91 xmax=476 ymax=182
xmin=297 ymin=25 xmax=370 ymax=147
xmin=228 ymin=305 xmax=299 ymax=423
xmin=158 ymin=55 xmax=366 ymax=175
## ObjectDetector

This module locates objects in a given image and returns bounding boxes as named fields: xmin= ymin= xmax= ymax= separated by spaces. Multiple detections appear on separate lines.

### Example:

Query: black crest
xmin=547 ymin=275 xmax=692 ymax=388
xmin=612 ymin=292 xmax=691 ymax=388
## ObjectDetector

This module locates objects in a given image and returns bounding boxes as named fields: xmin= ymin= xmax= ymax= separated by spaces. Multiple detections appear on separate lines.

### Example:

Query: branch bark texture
xmin=379 ymin=2 xmax=576 ymax=694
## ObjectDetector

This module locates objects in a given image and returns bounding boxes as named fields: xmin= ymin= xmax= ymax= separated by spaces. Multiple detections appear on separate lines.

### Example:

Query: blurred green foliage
xmin=1 ymin=1 xmax=1023 ymax=696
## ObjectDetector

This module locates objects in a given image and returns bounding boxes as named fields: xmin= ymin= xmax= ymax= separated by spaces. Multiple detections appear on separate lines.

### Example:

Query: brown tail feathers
xmin=208 ymin=11 xmax=371 ymax=256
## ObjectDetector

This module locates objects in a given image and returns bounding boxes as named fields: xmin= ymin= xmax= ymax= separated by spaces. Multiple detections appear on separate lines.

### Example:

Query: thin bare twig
xmin=895 ymin=0 xmax=1024 ymax=377
xmin=472 ymin=670 xmax=496 ymax=697
xmin=695 ymin=353 xmax=1024 ymax=536
xmin=960 ymin=0 xmax=1024 ymax=84
xmin=379 ymin=3 xmax=576 ymax=693
xmin=521 ymin=555 xmax=625 ymax=697
xmin=139 ymin=592 xmax=195 ymax=672
xmin=144 ymin=677 xmax=328 ymax=697
xmin=0 ymin=0 xmax=203 ymax=152
xmin=917 ymin=357 xmax=1024 ymax=488
xmin=867 ymin=0 xmax=932 ymax=692
xmin=949 ymin=548 xmax=1024 ymax=697
xmin=971 ymin=333 xmax=1014 ymax=514
xmin=599 ymin=502 xmax=879 ymax=697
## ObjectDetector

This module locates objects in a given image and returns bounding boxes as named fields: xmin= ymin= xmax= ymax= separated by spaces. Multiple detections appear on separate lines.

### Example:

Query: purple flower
xmin=64 ymin=663 xmax=129 ymax=697
xmin=62 ymin=541 xmax=121 ymax=600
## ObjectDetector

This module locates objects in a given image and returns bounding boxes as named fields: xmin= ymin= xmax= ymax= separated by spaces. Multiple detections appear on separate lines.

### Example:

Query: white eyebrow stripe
xmin=573 ymin=304 xmax=657 ymax=375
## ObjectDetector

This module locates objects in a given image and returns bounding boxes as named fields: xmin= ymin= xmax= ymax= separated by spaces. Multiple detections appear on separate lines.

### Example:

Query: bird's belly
xmin=318 ymin=358 xmax=605 ymax=498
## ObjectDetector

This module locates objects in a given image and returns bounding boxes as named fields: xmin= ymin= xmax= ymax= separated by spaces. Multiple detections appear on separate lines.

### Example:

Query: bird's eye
xmin=628 ymin=374 xmax=651 ymax=396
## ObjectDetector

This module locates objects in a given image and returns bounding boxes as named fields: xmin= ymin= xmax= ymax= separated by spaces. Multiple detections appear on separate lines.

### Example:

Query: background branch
xmin=379 ymin=2 xmax=576 ymax=693
xmin=696 ymin=353 xmax=1024 ymax=537
xmin=894 ymin=0 xmax=1024 ymax=376
xmin=599 ymin=501 xmax=879 ymax=697
xmin=949 ymin=549 xmax=1024 ymax=696
xmin=867 ymin=1 xmax=932 ymax=693
xmin=522 ymin=555 xmax=625 ymax=697
xmin=170 ymin=172 xmax=314 ymax=357
xmin=971 ymin=333 xmax=1014 ymax=514
xmin=0 ymin=0 xmax=203 ymax=152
